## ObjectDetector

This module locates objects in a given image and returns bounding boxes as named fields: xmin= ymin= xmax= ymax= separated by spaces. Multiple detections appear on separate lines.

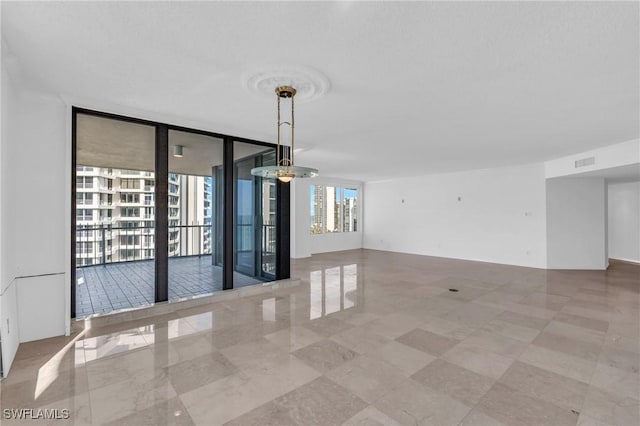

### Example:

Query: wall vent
xmin=574 ymin=157 xmax=595 ymax=168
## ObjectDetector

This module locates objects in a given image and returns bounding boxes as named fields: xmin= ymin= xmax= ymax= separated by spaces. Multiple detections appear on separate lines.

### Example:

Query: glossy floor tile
xmin=2 ymin=250 xmax=639 ymax=425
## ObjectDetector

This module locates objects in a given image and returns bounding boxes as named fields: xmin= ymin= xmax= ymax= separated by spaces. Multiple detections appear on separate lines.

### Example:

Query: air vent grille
xmin=574 ymin=157 xmax=595 ymax=168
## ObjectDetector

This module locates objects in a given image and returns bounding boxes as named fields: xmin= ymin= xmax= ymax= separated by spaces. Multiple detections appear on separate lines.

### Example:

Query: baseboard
xmin=609 ymin=258 xmax=640 ymax=266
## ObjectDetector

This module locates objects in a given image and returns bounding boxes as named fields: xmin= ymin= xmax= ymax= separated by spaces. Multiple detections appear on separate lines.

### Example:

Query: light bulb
xmin=278 ymin=175 xmax=293 ymax=183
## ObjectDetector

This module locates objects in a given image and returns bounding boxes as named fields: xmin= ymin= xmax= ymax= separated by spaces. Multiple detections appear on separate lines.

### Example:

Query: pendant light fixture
xmin=251 ymin=86 xmax=319 ymax=183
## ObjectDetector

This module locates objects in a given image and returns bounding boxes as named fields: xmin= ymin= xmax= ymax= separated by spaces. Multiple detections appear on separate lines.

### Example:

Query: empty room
xmin=1 ymin=1 xmax=639 ymax=425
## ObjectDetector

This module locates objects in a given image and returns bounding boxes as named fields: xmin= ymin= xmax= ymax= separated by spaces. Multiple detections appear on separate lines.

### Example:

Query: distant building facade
xmin=76 ymin=166 xmax=211 ymax=266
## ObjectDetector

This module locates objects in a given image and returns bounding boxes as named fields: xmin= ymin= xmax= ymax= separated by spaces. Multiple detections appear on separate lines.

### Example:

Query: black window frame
xmin=71 ymin=107 xmax=290 ymax=318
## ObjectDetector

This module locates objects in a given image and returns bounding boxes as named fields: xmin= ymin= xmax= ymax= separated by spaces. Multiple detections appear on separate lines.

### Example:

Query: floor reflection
xmin=310 ymin=264 xmax=359 ymax=319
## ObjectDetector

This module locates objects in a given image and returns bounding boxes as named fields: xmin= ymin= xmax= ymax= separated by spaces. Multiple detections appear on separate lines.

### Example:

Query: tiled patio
xmin=76 ymin=255 xmax=262 ymax=318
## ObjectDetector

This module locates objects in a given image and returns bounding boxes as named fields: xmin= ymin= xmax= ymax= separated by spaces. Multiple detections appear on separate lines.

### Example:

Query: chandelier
xmin=251 ymin=86 xmax=319 ymax=183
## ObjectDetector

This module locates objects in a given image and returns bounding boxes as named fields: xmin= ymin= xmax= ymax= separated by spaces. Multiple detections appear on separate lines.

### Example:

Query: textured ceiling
xmin=2 ymin=1 xmax=639 ymax=181
xmin=77 ymin=114 xmax=269 ymax=176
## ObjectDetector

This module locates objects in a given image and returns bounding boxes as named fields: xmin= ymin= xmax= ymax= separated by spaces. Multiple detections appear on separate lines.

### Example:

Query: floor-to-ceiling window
xmin=233 ymin=142 xmax=278 ymax=285
xmin=72 ymin=109 xmax=289 ymax=318
xmin=74 ymin=113 xmax=157 ymax=317
xmin=167 ymin=130 xmax=228 ymax=300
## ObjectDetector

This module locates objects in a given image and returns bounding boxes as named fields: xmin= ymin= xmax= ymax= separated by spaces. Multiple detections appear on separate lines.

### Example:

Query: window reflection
xmin=343 ymin=264 xmax=357 ymax=309
xmin=262 ymin=297 xmax=276 ymax=322
xmin=83 ymin=329 xmax=148 ymax=362
xmin=309 ymin=264 xmax=359 ymax=320
xmin=137 ymin=318 xmax=197 ymax=344
xmin=310 ymin=270 xmax=323 ymax=320
xmin=325 ymin=267 xmax=341 ymax=315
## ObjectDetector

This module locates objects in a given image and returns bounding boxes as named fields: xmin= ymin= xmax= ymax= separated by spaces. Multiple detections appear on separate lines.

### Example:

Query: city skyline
xmin=310 ymin=185 xmax=358 ymax=234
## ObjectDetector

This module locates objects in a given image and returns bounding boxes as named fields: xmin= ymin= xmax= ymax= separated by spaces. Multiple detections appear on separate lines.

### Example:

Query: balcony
xmin=99 ymin=168 xmax=114 ymax=177
xmin=76 ymin=167 xmax=95 ymax=175
xmin=97 ymin=186 xmax=116 ymax=194
xmin=118 ymin=169 xmax=145 ymax=177
xmin=119 ymin=186 xmax=145 ymax=193
xmin=75 ymin=224 xmax=275 ymax=318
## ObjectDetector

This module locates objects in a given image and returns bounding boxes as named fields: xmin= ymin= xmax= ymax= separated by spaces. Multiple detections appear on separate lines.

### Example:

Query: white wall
xmin=13 ymin=89 xmax=68 ymax=342
xmin=0 ymin=282 xmax=19 ymax=377
xmin=17 ymin=275 xmax=66 ymax=342
xmin=363 ymin=163 xmax=548 ymax=268
xmin=1 ymin=60 xmax=68 ymax=357
xmin=546 ymin=178 xmax=607 ymax=269
xmin=608 ymin=181 xmax=640 ymax=263
xmin=1 ymin=49 xmax=21 ymax=376
xmin=291 ymin=177 xmax=363 ymax=259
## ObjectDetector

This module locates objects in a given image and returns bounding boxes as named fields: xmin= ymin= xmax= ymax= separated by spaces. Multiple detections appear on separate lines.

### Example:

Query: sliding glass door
xmin=233 ymin=142 xmax=277 ymax=286
xmin=167 ymin=130 xmax=224 ymax=299
xmin=72 ymin=108 xmax=289 ymax=318
xmin=74 ymin=113 xmax=156 ymax=317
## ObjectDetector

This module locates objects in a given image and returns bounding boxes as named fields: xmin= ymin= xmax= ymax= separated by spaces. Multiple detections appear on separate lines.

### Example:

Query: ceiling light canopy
xmin=251 ymin=86 xmax=319 ymax=183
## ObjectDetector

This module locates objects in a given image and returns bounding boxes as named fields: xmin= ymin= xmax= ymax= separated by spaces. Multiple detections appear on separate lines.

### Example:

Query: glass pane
xmin=325 ymin=186 xmax=342 ymax=233
xmin=233 ymin=141 xmax=277 ymax=287
xmin=168 ymin=130 xmax=223 ymax=300
xmin=75 ymin=114 xmax=155 ymax=318
xmin=261 ymin=152 xmax=277 ymax=276
xmin=343 ymin=188 xmax=358 ymax=232
xmin=310 ymin=184 xmax=323 ymax=234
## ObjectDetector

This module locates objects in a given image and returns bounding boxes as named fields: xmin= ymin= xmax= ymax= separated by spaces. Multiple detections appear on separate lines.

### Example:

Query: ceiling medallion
xmin=243 ymin=65 xmax=330 ymax=103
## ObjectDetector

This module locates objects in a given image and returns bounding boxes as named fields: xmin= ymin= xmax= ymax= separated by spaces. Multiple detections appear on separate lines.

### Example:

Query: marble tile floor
xmin=76 ymin=255 xmax=262 ymax=318
xmin=2 ymin=249 xmax=639 ymax=425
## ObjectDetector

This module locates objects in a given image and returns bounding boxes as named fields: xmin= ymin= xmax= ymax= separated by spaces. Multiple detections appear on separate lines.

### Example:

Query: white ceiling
xmin=2 ymin=1 xmax=638 ymax=181
xmin=77 ymin=114 xmax=270 ymax=176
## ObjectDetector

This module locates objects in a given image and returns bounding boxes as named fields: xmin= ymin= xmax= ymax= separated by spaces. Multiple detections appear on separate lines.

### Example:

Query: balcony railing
xmin=237 ymin=222 xmax=277 ymax=274
xmin=76 ymin=224 xmax=213 ymax=266
xmin=76 ymin=223 xmax=276 ymax=268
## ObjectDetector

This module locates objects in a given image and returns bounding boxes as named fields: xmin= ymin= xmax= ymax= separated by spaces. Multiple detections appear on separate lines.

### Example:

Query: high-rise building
xmin=175 ymin=174 xmax=212 ymax=256
xmin=76 ymin=167 xmax=211 ymax=266
xmin=76 ymin=167 xmax=159 ymax=266
xmin=343 ymin=196 xmax=357 ymax=232
xmin=311 ymin=184 xmax=323 ymax=234
xmin=261 ymin=179 xmax=277 ymax=273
